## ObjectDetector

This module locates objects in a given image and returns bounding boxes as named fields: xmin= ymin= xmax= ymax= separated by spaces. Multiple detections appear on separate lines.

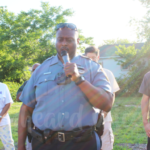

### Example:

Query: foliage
xmin=78 ymin=29 xmax=94 ymax=53
xmin=3 ymin=81 xmax=21 ymax=102
xmin=139 ymin=0 xmax=150 ymax=7
xmin=115 ymin=45 xmax=138 ymax=67
xmin=114 ymin=44 xmax=150 ymax=96
xmin=0 ymin=3 xmax=73 ymax=82
xmin=0 ymin=3 xmax=94 ymax=82
xmin=112 ymin=97 xmax=146 ymax=149
xmin=114 ymin=0 xmax=150 ymax=96
xmin=101 ymin=38 xmax=131 ymax=46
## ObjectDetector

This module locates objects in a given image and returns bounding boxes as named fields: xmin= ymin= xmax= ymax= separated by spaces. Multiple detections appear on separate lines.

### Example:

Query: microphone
xmin=61 ymin=50 xmax=70 ymax=64
xmin=61 ymin=51 xmax=71 ymax=78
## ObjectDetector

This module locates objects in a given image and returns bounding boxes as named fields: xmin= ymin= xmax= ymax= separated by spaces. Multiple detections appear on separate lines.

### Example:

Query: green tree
xmin=102 ymin=38 xmax=130 ymax=45
xmin=114 ymin=0 xmax=150 ymax=96
xmin=0 ymin=3 xmax=94 ymax=82
xmin=114 ymin=44 xmax=146 ymax=96
xmin=99 ymin=38 xmax=146 ymax=96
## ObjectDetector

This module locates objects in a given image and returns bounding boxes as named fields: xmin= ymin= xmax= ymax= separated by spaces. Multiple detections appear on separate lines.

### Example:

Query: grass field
xmin=112 ymin=97 xmax=146 ymax=149
xmin=0 ymin=97 xmax=146 ymax=150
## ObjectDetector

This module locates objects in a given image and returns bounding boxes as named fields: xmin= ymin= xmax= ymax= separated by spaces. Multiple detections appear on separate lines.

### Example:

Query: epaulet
xmin=43 ymin=56 xmax=54 ymax=62
xmin=79 ymin=55 xmax=100 ymax=65
xmin=80 ymin=55 xmax=91 ymax=60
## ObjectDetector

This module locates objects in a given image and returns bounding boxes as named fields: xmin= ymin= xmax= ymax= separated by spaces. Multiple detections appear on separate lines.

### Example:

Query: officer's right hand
xmin=64 ymin=62 xmax=80 ymax=82
xmin=144 ymin=123 xmax=150 ymax=137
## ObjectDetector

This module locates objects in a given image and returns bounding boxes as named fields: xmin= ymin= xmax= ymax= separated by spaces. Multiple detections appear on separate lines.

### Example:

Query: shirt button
xmin=62 ymin=100 xmax=64 ymax=103
xmin=62 ymin=113 xmax=64 ymax=115
xmin=45 ymin=79 xmax=47 ymax=81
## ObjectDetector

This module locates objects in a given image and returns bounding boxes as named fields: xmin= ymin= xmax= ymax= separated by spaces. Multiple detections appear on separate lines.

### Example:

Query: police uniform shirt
xmin=17 ymin=80 xmax=28 ymax=95
xmin=20 ymin=55 xmax=112 ymax=131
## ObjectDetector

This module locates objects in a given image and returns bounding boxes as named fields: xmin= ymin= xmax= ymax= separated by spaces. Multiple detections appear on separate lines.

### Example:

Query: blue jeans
xmin=32 ymin=132 xmax=101 ymax=150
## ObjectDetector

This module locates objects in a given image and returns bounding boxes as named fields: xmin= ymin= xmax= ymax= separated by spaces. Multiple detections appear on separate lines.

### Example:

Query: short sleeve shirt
xmin=20 ymin=55 xmax=112 ymax=131
xmin=139 ymin=71 xmax=150 ymax=97
xmin=0 ymin=83 xmax=13 ymax=126
xmin=17 ymin=80 xmax=28 ymax=95
xmin=103 ymin=68 xmax=120 ymax=122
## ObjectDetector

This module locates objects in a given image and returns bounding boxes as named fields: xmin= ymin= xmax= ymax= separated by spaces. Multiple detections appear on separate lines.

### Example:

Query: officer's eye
xmin=67 ymin=39 xmax=73 ymax=43
xmin=57 ymin=38 xmax=63 ymax=42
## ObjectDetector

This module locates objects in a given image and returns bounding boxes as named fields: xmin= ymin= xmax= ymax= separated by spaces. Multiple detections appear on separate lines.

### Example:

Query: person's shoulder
xmin=144 ymin=71 xmax=150 ymax=78
xmin=0 ymin=82 xmax=6 ymax=86
xmin=0 ymin=82 xmax=8 ymax=89
xmin=32 ymin=56 xmax=56 ymax=77
xmin=103 ymin=68 xmax=113 ymax=75
xmin=36 ymin=56 xmax=55 ymax=70
xmin=79 ymin=55 xmax=91 ymax=60
xmin=103 ymin=68 xmax=116 ymax=79
xmin=43 ymin=56 xmax=55 ymax=63
xmin=79 ymin=55 xmax=100 ymax=65
xmin=23 ymin=80 xmax=28 ymax=85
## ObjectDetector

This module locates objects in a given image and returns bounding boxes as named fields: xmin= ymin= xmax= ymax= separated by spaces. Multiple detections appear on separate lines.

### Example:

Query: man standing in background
xmin=139 ymin=71 xmax=150 ymax=149
xmin=0 ymin=82 xmax=15 ymax=150
xmin=16 ymin=63 xmax=40 ymax=150
xmin=16 ymin=63 xmax=40 ymax=102
xmin=85 ymin=46 xmax=120 ymax=150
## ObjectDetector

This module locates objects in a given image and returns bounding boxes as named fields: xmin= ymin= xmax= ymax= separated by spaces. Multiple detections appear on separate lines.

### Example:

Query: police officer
xmin=18 ymin=23 xmax=113 ymax=150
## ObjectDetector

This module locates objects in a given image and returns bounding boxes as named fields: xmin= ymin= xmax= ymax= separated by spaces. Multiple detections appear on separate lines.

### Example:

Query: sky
xmin=1 ymin=0 xmax=147 ymax=46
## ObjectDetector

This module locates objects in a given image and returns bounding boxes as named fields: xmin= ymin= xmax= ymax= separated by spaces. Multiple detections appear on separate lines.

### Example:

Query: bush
xmin=3 ymin=82 xmax=22 ymax=102
xmin=116 ymin=76 xmax=143 ymax=97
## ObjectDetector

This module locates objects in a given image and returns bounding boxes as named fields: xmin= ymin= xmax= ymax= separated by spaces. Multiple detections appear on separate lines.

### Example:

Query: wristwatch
xmin=75 ymin=75 xmax=85 ymax=85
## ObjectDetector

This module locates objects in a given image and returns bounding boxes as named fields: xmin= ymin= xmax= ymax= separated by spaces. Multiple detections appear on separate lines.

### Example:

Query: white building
xmin=99 ymin=43 xmax=144 ymax=78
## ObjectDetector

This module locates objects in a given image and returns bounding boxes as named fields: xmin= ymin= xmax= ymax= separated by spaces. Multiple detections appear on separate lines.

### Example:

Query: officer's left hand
xmin=64 ymin=62 xmax=80 ymax=81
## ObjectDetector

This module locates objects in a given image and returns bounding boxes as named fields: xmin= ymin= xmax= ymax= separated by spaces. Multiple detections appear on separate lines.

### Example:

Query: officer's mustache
xmin=60 ymin=47 xmax=69 ymax=52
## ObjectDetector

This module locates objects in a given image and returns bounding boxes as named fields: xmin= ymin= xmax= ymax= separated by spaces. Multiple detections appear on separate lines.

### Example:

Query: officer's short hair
xmin=85 ymin=46 xmax=99 ymax=56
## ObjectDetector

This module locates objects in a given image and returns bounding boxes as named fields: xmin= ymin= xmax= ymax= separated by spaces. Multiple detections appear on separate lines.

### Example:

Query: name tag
xmin=44 ymin=72 xmax=51 ymax=75
xmin=77 ymin=66 xmax=85 ymax=74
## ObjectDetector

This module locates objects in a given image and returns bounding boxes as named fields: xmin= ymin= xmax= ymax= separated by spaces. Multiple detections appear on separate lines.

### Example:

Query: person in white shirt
xmin=0 ymin=82 xmax=15 ymax=150
xmin=85 ymin=46 xmax=120 ymax=150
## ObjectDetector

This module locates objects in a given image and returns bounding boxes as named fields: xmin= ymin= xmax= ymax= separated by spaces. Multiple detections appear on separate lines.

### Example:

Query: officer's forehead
xmin=56 ymin=27 xmax=78 ymax=38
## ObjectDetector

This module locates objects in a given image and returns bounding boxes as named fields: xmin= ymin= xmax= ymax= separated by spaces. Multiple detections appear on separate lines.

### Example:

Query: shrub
xmin=3 ymin=81 xmax=22 ymax=102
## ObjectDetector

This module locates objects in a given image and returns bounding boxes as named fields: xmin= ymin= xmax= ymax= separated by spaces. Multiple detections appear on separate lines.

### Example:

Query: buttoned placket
xmin=57 ymin=60 xmax=66 ymax=129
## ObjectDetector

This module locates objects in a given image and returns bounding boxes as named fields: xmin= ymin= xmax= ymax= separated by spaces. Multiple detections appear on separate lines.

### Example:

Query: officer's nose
xmin=62 ymin=39 xmax=67 ymax=46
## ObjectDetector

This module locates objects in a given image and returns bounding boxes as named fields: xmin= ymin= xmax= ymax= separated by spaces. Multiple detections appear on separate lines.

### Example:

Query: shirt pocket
xmin=35 ymin=74 xmax=56 ymax=101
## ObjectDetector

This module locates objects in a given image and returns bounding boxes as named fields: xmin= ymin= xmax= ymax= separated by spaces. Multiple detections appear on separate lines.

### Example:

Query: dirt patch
xmin=118 ymin=143 xmax=146 ymax=150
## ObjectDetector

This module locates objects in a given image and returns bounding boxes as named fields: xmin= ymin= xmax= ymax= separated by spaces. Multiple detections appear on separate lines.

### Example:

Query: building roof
xmin=99 ymin=43 xmax=144 ymax=57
